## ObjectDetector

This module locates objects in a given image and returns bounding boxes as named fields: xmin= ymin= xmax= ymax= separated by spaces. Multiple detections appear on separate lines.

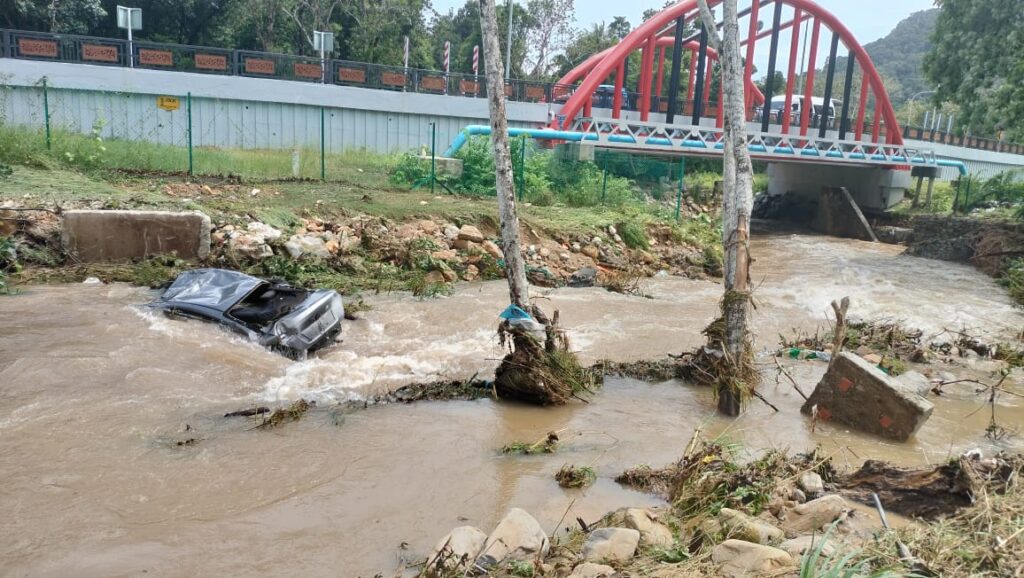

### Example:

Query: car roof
xmin=770 ymin=95 xmax=834 ymax=106
xmin=157 ymin=268 xmax=264 ymax=312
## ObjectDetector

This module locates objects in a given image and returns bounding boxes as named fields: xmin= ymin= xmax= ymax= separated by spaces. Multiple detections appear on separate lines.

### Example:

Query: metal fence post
xmin=430 ymin=122 xmax=437 ymax=195
xmin=320 ymin=106 xmax=326 ymax=181
xmin=676 ymin=156 xmax=686 ymax=221
xmin=517 ymin=135 xmax=526 ymax=201
xmin=42 ymin=78 xmax=51 ymax=150
xmin=601 ymin=152 xmax=609 ymax=204
xmin=186 ymin=92 xmax=194 ymax=177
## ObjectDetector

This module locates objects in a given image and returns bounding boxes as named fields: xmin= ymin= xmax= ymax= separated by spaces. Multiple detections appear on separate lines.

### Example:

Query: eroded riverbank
xmin=1 ymin=233 xmax=1022 ymax=577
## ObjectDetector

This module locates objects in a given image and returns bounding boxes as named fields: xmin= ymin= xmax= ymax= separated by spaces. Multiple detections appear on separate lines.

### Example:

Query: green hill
xmin=863 ymin=8 xmax=938 ymax=105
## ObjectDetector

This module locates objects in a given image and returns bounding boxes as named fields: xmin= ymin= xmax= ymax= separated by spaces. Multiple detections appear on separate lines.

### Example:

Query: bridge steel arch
xmin=553 ymin=0 xmax=904 ymax=147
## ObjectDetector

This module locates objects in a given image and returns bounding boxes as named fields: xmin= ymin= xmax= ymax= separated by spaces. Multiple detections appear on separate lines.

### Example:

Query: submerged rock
xmin=477 ymin=508 xmax=550 ymax=566
xmin=426 ymin=526 xmax=487 ymax=572
xmin=581 ymin=527 xmax=640 ymax=562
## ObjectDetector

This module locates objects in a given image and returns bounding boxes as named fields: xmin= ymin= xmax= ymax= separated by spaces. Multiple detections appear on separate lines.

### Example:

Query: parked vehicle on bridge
xmin=756 ymin=95 xmax=839 ymax=127
xmin=148 ymin=269 xmax=344 ymax=357
xmin=592 ymin=85 xmax=632 ymax=110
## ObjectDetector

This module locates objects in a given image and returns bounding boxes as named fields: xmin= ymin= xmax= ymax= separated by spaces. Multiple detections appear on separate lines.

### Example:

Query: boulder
xmin=247 ymin=221 xmax=282 ymax=242
xmin=426 ymin=526 xmax=487 ymax=572
xmin=458 ymin=225 xmax=485 ymax=243
xmin=801 ymin=352 xmax=934 ymax=441
xmin=582 ymin=245 xmax=601 ymax=259
xmin=569 ymin=562 xmax=617 ymax=578
xmin=477 ymin=508 xmax=550 ymax=566
xmin=463 ymin=264 xmax=480 ymax=281
xmin=443 ymin=224 xmax=461 ymax=241
xmin=718 ymin=508 xmax=784 ymax=545
xmin=618 ymin=508 xmax=675 ymax=549
xmin=781 ymin=495 xmax=850 ymax=536
xmin=711 ymin=540 xmax=794 ymax=578
xmin=897 ymin=371 xmax=933 ymax=397
xmin=569 ymin=267 xmax=599 ymax=288
xmin=581 ymin=528 xmax=640 ymax=563
xmin=423 ymin=270 xmax=447 ymax=285
xmin=431 ymin=249 xmax=459 ymax=261
xmin=396 ymin=223 xmax=420 ymax=239
xmin=229 ymin=232 xmax=274 ymax=260
xmin=482 ymin=240 xmax=504 ymax=260
xmin=779 ymin=535 xmax=836 ymax=559
xmin=284 ymin=234 xmax=331 ymax=259
xmin=624 ymin=508 xmax=674 ymax=548
xmin=417 ymin=219 xmax=439 ymax=234
xmin=452 ymin=238 xmax=472 ymax=251
xmin=799 ymin=472 xmax=825 ymax=496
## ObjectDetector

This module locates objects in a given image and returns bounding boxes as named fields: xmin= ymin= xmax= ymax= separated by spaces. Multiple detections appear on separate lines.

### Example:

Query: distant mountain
xmin=862 ymin=8 xmax=939 ymax=105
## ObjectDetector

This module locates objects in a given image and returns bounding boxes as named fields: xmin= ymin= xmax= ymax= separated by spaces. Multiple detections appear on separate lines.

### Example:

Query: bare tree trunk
xmin=479 ymin=0 xmax=530 ymax=310
xmin=698 ymin=0 xmax=755 ymax=416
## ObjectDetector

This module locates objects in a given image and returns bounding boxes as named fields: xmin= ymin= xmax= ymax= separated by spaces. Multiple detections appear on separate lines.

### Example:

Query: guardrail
xmin=903 ymin=126 xmax=1023 ymax=156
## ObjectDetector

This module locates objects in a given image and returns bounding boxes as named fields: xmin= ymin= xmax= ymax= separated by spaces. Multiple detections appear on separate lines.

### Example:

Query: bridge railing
xmin=903 ymin=126 xmax=1024 ymax=156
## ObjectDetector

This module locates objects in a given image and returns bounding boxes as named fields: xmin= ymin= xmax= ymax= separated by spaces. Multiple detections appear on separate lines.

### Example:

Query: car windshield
xmin=158 ymin=269 xmax=263 ymax=312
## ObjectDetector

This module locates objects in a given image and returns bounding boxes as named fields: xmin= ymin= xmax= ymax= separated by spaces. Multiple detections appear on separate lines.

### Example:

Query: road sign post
xmin=116 ymin=6 xmax=142 ymax=67
xmin=313 ymin=31 xmax=335 ymax=84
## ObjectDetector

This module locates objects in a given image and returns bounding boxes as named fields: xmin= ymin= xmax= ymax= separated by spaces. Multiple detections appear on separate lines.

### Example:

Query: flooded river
xmin=1 ymin=233 xmax=1022 ymax=577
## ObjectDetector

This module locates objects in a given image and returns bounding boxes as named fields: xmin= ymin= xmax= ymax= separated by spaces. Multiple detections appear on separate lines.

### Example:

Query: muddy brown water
xmin=2 ymin=233 xmax=1023 ymax=577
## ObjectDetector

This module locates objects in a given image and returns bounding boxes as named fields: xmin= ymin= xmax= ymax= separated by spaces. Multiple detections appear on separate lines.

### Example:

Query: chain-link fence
xmin=394 ymin=133 xmax=727 ymax=214
xmin=0 ymin=82 xmax=472 ymax=184
xmin=0 ymin=82 xmax=737 ymax=216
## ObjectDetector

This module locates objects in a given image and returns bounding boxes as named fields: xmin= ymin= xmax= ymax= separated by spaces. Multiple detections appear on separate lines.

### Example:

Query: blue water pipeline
xmin=442 ymin=124 xmax=970 ymax=176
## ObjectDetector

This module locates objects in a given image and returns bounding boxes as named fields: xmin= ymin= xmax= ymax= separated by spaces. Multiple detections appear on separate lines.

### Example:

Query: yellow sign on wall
xmin=157 ymin=96 xmax=180 ymax=111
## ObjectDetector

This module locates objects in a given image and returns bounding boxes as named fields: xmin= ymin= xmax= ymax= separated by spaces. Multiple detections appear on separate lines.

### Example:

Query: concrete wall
xmin=904 ymin=138 xmax=1024 ymax=181
xmin=767 ymin=163 xmax=913 ymax=211
xmin=0 ymin=59 xmax=551 ymax=154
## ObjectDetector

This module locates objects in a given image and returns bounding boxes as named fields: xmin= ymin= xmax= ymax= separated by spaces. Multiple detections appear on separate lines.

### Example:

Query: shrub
xmin=1000 ymin=258 xmax=1024 ymax=305
xmin=617 ymin=220 xmax=650 ymax=250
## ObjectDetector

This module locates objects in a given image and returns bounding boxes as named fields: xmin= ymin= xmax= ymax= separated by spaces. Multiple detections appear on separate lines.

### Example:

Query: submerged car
xmin=149 ymin=269 xmax=344 ymax=357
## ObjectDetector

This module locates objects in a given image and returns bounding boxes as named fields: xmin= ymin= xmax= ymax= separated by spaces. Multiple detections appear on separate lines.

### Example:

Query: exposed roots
xmin=493 ymin=307 xmax=594 ymax=405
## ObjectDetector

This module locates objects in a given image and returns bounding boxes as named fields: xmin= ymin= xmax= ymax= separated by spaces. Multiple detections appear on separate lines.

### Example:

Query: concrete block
xmin=62 ymin=210 xmax=211 ymax=262
xmin=419 ymin=156 xmax=463 ymax=178
xmin=801 ymin=353 xmax=933 ymax=441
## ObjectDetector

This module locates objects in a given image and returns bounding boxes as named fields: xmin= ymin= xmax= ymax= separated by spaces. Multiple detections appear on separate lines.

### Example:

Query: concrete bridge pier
xmin=766 ymin=163 xmax=912 ymax=212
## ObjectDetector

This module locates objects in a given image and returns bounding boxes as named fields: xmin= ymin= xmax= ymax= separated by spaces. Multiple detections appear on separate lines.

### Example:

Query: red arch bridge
xmin=451 ymin=0 xmax=967 ymax=211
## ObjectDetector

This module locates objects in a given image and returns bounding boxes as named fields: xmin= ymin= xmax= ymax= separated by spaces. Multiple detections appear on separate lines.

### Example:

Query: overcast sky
xmin=430 ymin=0 xmax=936 ymax=78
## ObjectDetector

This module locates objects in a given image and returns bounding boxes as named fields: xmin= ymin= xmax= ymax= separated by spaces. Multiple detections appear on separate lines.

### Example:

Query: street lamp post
xmin=116 ymin=6 xmax=142 ymax=67
xmin=505 ymin=0 xmax=514 ymax=78
xmin=906 ymin=90 xmax=936 ymax=128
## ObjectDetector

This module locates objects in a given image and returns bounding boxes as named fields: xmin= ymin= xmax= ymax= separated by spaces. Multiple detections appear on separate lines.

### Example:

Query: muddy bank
xmin=909 ymin=214 xmax=1024 ymax=276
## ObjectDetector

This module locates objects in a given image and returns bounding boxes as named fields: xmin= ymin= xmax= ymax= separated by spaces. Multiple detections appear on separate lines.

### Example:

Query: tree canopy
xmin=924 ymin=0 xmax=1024 ymax=141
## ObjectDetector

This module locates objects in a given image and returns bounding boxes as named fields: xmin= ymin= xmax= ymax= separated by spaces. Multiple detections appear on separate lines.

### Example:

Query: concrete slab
xmin=801 ymin=352 xmax=934 ymax=442
xmin=62 ymin=210 xmax=211 ymax=262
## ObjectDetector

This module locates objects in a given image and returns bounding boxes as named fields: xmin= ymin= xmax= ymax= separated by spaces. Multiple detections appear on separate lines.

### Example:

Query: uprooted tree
xmin=696 ymin=0 xmax=758 ymax=416
xmin=478 ymin=0 xmax=589 ymax=405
